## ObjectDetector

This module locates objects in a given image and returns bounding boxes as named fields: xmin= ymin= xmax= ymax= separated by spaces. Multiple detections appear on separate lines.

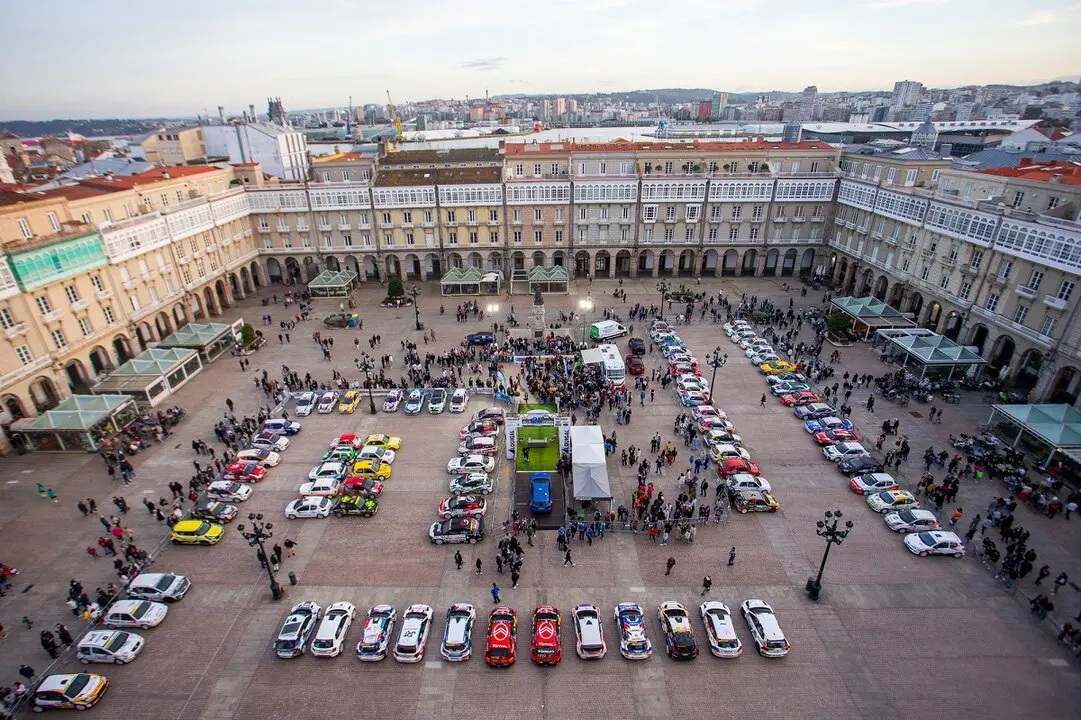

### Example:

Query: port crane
xmin=386 ymin=90 xmax=404 ymax=141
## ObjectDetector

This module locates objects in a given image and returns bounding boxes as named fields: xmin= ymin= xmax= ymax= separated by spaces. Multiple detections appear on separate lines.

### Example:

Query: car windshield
xmin=916 ymin=532 xmax=937 ymax=545
xmin=766 ymin=639 xmax=788 ymax=649
xmin=487 ymin=647 xmax=509 ymax=657
xmin=311 ymin=639 xmax=333 ymax=649
xmin=64 ymin=675 xmax=91 ymax=697
xmin=897 ymin=510 xmax=917 ymax=522
xmin=103 ymin=632 xmax=131 ymax=652
xmin=129 ymin=603 xmax=150 ymax=619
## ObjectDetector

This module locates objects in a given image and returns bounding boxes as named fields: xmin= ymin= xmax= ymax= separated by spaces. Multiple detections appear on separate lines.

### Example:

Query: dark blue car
xmin=529 ymin=473 xmax=552 ymax=513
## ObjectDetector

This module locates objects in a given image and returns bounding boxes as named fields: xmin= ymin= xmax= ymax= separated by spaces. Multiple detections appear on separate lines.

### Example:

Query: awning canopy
xmin=9 ymin=394 xmax=140 ymax=451
xmin=987 ymin=403 xmax=1081 ymax=465
xmin=307 ymin=269 xmax=358 ymax=297
xmin=92 ymin=347 xmax=203 ymax=406
xmin=440 ymin=266 xmax=499 ymax=296
xmin=580 ymin=348 xmax=604 ymax=365
xmin=570 ymin=425 xmax=611 ymax=500
xmin=831 ymin=295 xmax=915 ymax=337
xmin=156 ymin=320 xmax=242 ymax=361
xmin=873 ymin=328 xmax=986 ymax=380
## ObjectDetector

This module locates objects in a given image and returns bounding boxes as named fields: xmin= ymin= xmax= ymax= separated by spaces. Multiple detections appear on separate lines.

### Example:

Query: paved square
xmin=1 ymin=276 xmax=1079 ymax=720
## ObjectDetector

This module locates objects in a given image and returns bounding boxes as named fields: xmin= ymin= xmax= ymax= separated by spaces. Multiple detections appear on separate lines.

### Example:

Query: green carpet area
xmin=516 ymin=425 xmax=559 ymax=472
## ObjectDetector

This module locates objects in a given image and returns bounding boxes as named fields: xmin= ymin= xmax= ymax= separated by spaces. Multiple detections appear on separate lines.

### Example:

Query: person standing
xmin=760 ymin=394 xmax=767 ymax=408
xmin=511 ymin=570 xmax=520 ymax=589
xmin=701 ymin=575 xmax=713 ymax=596
xmin=41 ymin=630 xmax=59 ymax=658
xmin=454 ymin=550 xmax=463 ymax=570
xmin=665 ymin=557 xmax=676 ymax=576
xmin=1035 ymin=565 xmax=1051 ymax=586
xmin=283 ymin=538 xmax=297 ymax=557
xmin=1051 ymin=572 xmax=1069 ymax=596
xmin=271 ymin=543 xmax=283 ymax=567
xmin=495 ymin=555 xmax=504 ymax=574
xmin=55 ymin=623 xmax=73 ymax=646
xmin=728 ymin=547 xmax=736 ymax=566
xmin=226 ymin=398 xmax=234 ymax=413
xmin=490 ymin=583 xmax=501 ymax=603
xmin=475 ymin=558 xmax=483 ymax=575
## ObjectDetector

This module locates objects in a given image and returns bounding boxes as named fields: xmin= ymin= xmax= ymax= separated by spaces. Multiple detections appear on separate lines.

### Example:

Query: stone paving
xmin=1 ymin=276 xmax=1080 ymax=720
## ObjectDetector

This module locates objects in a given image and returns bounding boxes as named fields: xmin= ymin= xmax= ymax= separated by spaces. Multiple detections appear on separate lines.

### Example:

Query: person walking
xmin=18 ymin=665 xmax=36 ymax=683
xmin=1051 ymin=572 xmax=1069 ymax=596
xmin=55 ymin=623 xmax=73 ymax=646
xmin=665 ymin=557 xmax=676 ymax=576
xmin=495 ymin=555 xmax=504 ymax=574
xmin=490 ymin=583 xmax=501 ymax=603
xmin=475 ymin=558 xmax=483 ymax=575
xmin=271 ymin=543 xmax=283 ymax=567
xmin=226 ymin=398 xmax=234 ymax=413
xmin=283 ymin=538 xmax=297 ymax=557
xmin=866 ymin=395 xmax=875 ymax=413
xmin=760 ymin=394 xmax=767 ymax=408
xmin=563 ymin=548 xmax=574 ymax=566
xmin=728 ymin=547 xmax=736 ymax=566
xmin=511 ymin=570 xmax=520 ymax=588
xmin=701 ymin=575 xmax=713 ymax=596
xmin=454 ymin=550 xmax=463 ymax=570
xmin=949 ymin=507 xmax=963 ymax=527
xmin=1035 ymin=565 xmax=1051 ymax=586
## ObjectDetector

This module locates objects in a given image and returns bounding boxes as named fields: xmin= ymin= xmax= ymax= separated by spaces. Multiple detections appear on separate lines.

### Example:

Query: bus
xmin=597 ymin=344 xmax=626 ymax=390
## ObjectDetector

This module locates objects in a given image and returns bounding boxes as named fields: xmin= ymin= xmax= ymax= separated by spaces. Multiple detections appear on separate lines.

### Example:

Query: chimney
xmin=1050 ymin=174 xmax=1063 ymax=184
xmin=249 ymin=104 xmax=256 ymax=122
xmin=217 ymin=106 xmax=225 ymax=124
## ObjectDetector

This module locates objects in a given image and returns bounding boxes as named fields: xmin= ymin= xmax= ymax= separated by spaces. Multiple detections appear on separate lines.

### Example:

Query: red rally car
xmin=530 ymin=605 xmax=562 ymax=665
xmin=220 ymin=461 xmax=267 ymax=483
xmin=781 ymin=391 xmax=822 ymax=407
xmin=484 ymin=606 xmax=518 ymax=667
xmin=717 ymin=457 xmax=761 ymax=477
xmin=812 ymin=428 xmax=861 ymax=446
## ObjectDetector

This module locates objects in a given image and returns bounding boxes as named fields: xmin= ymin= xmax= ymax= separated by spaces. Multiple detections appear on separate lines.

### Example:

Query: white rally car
xmin=294 ymin=392 xmax=317 ymax=417
xmin=356 ymin=605 xmax=397 ymax=661
xmin=311 ymin=601 xmax=356 ymax=658
xmin=383 ymin=389 xmax=404 ymax=412
xmin=317 ymin=391 xmax=339 ymax=414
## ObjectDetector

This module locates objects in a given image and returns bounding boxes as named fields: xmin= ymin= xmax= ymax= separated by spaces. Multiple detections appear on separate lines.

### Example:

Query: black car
xmin=628 ymin=337 xmax=646 ymax=356
xmin=189 ymin=500 xmax=238 ymax=523
xmin=838 ymin=455 xmax=885 ymax=476
xmin=323 ymin=314 xmax=352 ymax=328
xmin=429 ymin=517 xmax=485 ymax=544
xmin=465 ymin=332 xmax=495 ymax=346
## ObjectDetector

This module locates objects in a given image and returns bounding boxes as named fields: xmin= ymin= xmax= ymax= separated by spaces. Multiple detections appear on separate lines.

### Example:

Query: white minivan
xmin=589 ymin=320 xmax=628 ymax=342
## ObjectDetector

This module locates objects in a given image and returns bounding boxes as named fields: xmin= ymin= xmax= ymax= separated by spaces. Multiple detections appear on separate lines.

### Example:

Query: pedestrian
xmin=284 ymin=538 xmax=297 ymax=557
xmin=949 ymin=508 xmax=962 ymax=527
xmin=41 ymin=630 xmax=59 ymax=658
xmin=491 ymin=583 xmax=501 ymax=603
xmin=866 ymin=396 xmax=875 ymax=413
xmin=55 ymin=624 xmax=73 ymax=646
xmin=475 ymin=558 xmax=483 ymax=575
xmin=77 ymin=500 xmax=89 ymax=516
xmin=47 ymin=488 xmax=58 ymax=502
xmin=271 ymin=543 xmax=283 ymax=566
xmin=563 ymin=548 xmax=574 ymax=566
xmin=495 ymin=555 xmax=504 ymax=574
xmin=18 ymin=665 xmax=35 ymax=683
xmin=665 ymin=556 xmax=676 ymax=576
xmin=511 ymin=570 xmax=520 ymax=588
xmin=226 ymin=398 xmax=234 ymax=413
xmin=1051 ymin=572 xmax=1069 ymax=596
xmin=760 ymin=394 xmax=767 ymax=408
xmin=22 ymin=616 xmax=33 ymax=630
xmin=86 ymin=546 xmax=99 ymax=560
xmin=1035 ymin=565 xmax=1051 ymax=586
xmin=87 ymin=498 xmax=97 ymax=513
xmin=728 ymin=546 xmax=736 ymax=566
xmin=454 ymin=550 xmax=463 ymax=570
xmin=256 ymin=548 xmax=267 ymax=569
xmin=701 ymin=575 xmax=713 ymax=596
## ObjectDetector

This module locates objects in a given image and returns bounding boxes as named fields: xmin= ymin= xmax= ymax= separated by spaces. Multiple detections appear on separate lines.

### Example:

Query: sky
xmin=1 ymin=0 xmax=1080 ymax=120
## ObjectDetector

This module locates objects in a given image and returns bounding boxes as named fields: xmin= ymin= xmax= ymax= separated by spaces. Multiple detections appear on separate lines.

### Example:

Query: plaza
xmin=1 ymin=275 xmax=1080 ymax=720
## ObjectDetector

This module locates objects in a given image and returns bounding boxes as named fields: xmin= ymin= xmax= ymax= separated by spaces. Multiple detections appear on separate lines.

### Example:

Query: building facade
xmin=141 ymin=127 xmax=208 ymax=166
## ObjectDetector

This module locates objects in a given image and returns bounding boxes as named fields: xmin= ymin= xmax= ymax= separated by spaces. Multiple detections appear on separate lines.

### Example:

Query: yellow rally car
xmin=760 ymin=360 xmax=797 ymax=375
xmin=31 ymin=673 xmax=110 ymax=712
xmin=338 ymin=390 xmax=362 ymax=414
xmin=364 ymin=433 xmax=402 ymax=451
xmin=170 ymin=520 xmax=224 ymax=545
xmin=350 ymin=460 xmax=392 ymax=480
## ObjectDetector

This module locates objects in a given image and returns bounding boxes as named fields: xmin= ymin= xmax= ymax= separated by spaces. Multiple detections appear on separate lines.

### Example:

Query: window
xmin=103 ymin=306 xmax=115 ymax=324
xmin=175 ymin=190 xmax=184 ymax=204
xmin=490 ymin=209 xmax=499 ymax=223
xmin=663 ymin=162 xmax=673 ymax=174
xmin=342 ymin=171 xmax=350 ymax=182
xmin=752 ymin=205 xmax=762 ymax=222
xmin=339 ymin=213 xmax=349 ymax=227
xmin=515 ymin=164 xmax=524 ymax=177
xmin=921 ymin=266 xmax=931 ymax=281
xmin=81 ymin=212 xmax=92 ymax=225
xmin=78 ymin=316 xmax=93 ymax=336
xmin=902 ymin=259 xmax=911 ymax=273
xmin=534 ymin=163 xmax=542 ymax=176
xmin=576 ymin=207 xmax=585 ymax=221
xmin=686 ymin=206 xmax=699 ymax=221
xmin=553 ymin=163 xmax=561 ymax=175
xmin=749 ymin=227 xmax=759 ymax=240
xmin=708 ymin=227 xmax=718 ymax=242
xmin=555 ymin=208 xmax=564 ymax=222
xmin=939 ymin=274 xmax=951 ymax=290
xmin=343 ymin=234 xmax=353 ymax=247
xmin=51 ymin=329 xmax=67 ymax=349
xmin=515 ymin=209 xmax=524 ymax=223
xmin=959 ymin=281 xmax=972 ymax=300
xmin=997 ymin=259 xmax=1012 ymax=281
xmin=985 ymin=293 xmax=999 ymax=312
xmin=322 ymin=172 xmax=331 ymax=182
xmin=15 ymin=344 xmax=33 ymax=365
xmin=448 ymin=232 xmax=457 ymax=245
xmin=385 ymin=233 xmax=395 ymax=247
xmin=685 ymin=227 xmax=695 ymax=241
xmin=382 ymin=212 xmax=392 ymax=225
xmin=1027 ymin=270 xmax=1043 ymax=291
xmin=931 ymin=169 xmax=941 ymax=183
xmin=0 ymin=308 xmax=15 ymax=328
xmin=159 ymin=194 xmax=169 ymax=207
xmin=1041 ymin=316 xmax=1056 ymax=337
xmin=17 ymin=218 xmax=31 ymax=239
xmin=731 ymin=206 xmax=742 ymax=221
xmin=534 ymin=230 xmax=543 ymax=243
xmin=904 ymin=169 xmax=918 ymax=186
xmin=873 ymin=166 xmax=882 ymax=182
xmin=621 ymin=207 xmax=630 ymax=220
xmin=886 ymin=168 xmax=896 ymax=185
xmin=296 ymin=217 xmax=308 ymax=231
xmin=729 ymin=228 xmax=739 ymax=240
xmin=164 ymin=278 xmax=174 ymax=295
xmin=64 ymin=285 xmax=80 ymax=303
xmin=620 ymin=227 xmax=629 ymax=241
xmin=468 ymin=210 xmax=478 ymax=224
xmin=1047 ymin=197 xmax=1061 ymax=211
xmin=643 ymin=206 xmax=657 ymax=222
xmin=47 ymin=212 xmax=61 ymax=232
xmin=644 ymin=228 xmax=653 ymax=242
xmin=599 ymin=162 xmax=606 ymax=175
xmin=1013 ymin=305 xmax=1028 ymax=325
xmin=182 ymin=270 xmax=192 ymax=286
xmin=324 ymin=235 xmax=333 ymax=248
xmin=468 ymin=231 xmax=478 ymax=244
xmin=534 ymin=208 xmax=543 ymax=222
xmin=405 ymin=232 xmax=414 ymax=245
xmin=513 ymin=231 xmax=522 ymax=243
xmin=970 ymin=250 xmax=983 ymax=269
xmin=554 ymin=230 xmax=561 ymax=242
xmin=36 ymin=296 xmax=52 ymax=315
xmin=663 ymin=227 xmax=674 ymax=242
xmin=1011 ymin=191 xmax=1024 ymax=208
xmin=710 ymin=206 xmax=721 ymax=221
xmin=301 ymin=235 xmax=312 ymax=247
xmin=446 ymin=210 xmax=456 ymax=223
xmin=1057 ymin=280 xmax=1074 ymax=302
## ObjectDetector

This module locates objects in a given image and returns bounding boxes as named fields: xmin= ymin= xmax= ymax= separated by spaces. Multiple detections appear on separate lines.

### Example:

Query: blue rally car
xmin=404 ymin=389 xmax=425 ymax=415
xmin=529 ymin=473 xmax=552 ymax=513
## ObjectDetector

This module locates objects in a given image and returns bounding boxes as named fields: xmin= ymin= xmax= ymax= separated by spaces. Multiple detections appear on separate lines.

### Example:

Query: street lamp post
xmin=656 ymin=280 xmax=670 ymax=320
xmin=354 ymin=353 xmax=377 ymax=414
xmin=806 ymin=509 xmax=854 ymax=601
xmin=577 ymin=298 xmax=594 ymax=344
xmin=705 ymin=347 xmax=728 ymax=405
xmin=237 ymin=513 xmax=284 ymax=601
xmin=407 ymin=284 xmax=422 ymax=331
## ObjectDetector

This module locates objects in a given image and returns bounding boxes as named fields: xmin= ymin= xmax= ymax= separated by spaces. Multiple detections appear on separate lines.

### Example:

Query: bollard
xmin=288 ymin=571 xmax=298 ymax=586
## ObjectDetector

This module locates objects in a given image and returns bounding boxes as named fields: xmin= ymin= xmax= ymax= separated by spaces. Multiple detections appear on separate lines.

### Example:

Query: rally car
xmin=680 ymin=389 xmax=709 ymax=407
xmin=249 ymin=432 xmax=289 ymax=453
xmin=449 ymin=388 xmax=469 ymax=413
xmin=530 ymin=605 xmax=562 ymax=665
xmin=404 ymin=389 xmax=425 ymax=415
xmin=459 ymin=420 xmax=499 ymax=439
xmin=717 ymin=457 xmax=762 ymax=477
xmin=449 ymin=472 xmax=495 ymax=495
xmin=458 ymin=436 xmax=498 ymax=456
xmin=428 ymin=388 xmax=448 ymax=414
xmin=356 ymin=605 xmax=397 ymax=661
xmin=438 ymin=495 xmax=487 ymax=519
xmin=429 ymin=517 xmax=484 ymax=544
xmin=311 ymin=602 xmax=356 ymax=658
xmin=285 ymin=496 xmax=336 ymax=519
xmin=307 ymin=462 xmax=346 ymax=482
xmin=760 ymin=360 xmax=798 ymax=375
xmin=658 ymin=601 xmax=698 ymax=660
xmin=342 ymin=476 xmax=384 ymax=497
xmin=383 ymin=389 xmax=404 ymax=412
xmin=329 ymin=433 xmax=365 ymax=451
xmin=447 ymin=454 xmax=496 ymax=475
xmin=317 ymin=391 xmax=339 ymax=414
xmin=812 ymin=428 xmax=861 ymax=446
xmin=866 ymin=489 xmax=919 ymax=514
xmin=771 ymin=381 xmax=812 ymax=396
xmin=572 ymin=604 xmax=607 ymax=660
xmin=614 ymin=602 xmax=652 ymax=660
xmin=205 ymin=481 xmax=252 ymax=503
xmin=441 ymin=603 xmax=476 ymax=661
xmin=484 ymin=606 xmax=518 ymax=667
xmin=349 ymin=460 xmax=392 ymax=479
xmin=262 ymin=418 xmax=301 ymax=436
xmin=275 ymin=602 xmax=322 ymax=658
xmin=794 ymin=403 xmax=836 ymax=420
xmin=823 ymin=442 xmax=871 ymax=463
xmin=294 ymin=391 xmax=317 ymax=417
xmin=727 ymin=473 xmax=772 ymax=494
xmin=766 ymin=372 xmax=808 ymax=386
xmin=221 ymin=461 xmax=267 ymax=484
xmin=393 ymin=604 xmax=433 ymax=663
xmin=169 ymin=520 xmax=224 ymax=546
xmin=357 ymin=445 xmax=397 ymax=465
xmin=904 ymin=531 xmax=966 ymax=558
xmin=849 ymin=473 xmax=901 ymax=496
xmin=29 ymin=673 xmax=111 ymax=713
xmin=338 ymin=390 xmax=362 ymax=414
xmin=884 ymin=508 xmax=941 ymax=533
xmin=103 ymin=600 xmax=167 ymax=630
xmin=189 ymin=500 xmax=238 ymax=524
xmin=334 ymin=494 xmax=378 ymax=517
xmin=804 ymin=416 xmax=855 ymax=434
xmin=234 ymin=447 xmax=281 ymax=467
xmin=781 ymin=391 xmax=822 ymax=407
xmin=700 ymin=601 xmax=742 ymax=658
xmin=471 ymin=407 xmax=506 ymax=424
xmin=730 ymin=489 xmax=780 ymax=514
xmin=321 ymin=446 xmax=357 ymax=465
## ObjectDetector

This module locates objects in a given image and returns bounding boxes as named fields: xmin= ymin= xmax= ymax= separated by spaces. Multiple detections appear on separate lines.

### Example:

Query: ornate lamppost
xmin=577 ymin=297 xmax=594 ymax=344
xmin=237 ymin=513 xmax=284 ymax=601
xmin=806 ymin=509 xmax=853 ymax=601
xmin=354 ymin=353 xmax=377 ymax=414
xmin=656 ymin=279 xmax=670 ymax=320
xmin=407 ymin=284 xmax=422 ymax=331
xmin=705 ymin=347 xmax=728 ymax=405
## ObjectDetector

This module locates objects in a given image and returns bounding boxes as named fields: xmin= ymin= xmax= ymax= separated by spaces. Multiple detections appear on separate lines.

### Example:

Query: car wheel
xmin=79 ymin=658 xmax=91 ymax=665
xmin=115 ymin=657 xmax=126 ymax=664
xmin=919 ymin=550 xmax=929 ymax=557
xmin=953 ymin=551 xmax=963 ymax=558
xmin=287 ymin=513 xmax=297 ymax=519
xmin=140 ymin=624 xmax=152 ymax=629
xmin=171 ymin=539 xmax=181 ymax=545
xmin=468 ymin=537 xmax=478 ymax=544
xmin=434 ymin=538 xmax=445 ymax=545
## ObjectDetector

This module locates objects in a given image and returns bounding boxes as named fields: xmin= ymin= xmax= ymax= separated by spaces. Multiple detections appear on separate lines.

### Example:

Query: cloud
xmin=865 ymin=0 xmax=947 ymax=7
xmin=1018 ymin=10 xmax=1057 ymax=25
xmin=460 ymin=57 xmax=506 ymax=71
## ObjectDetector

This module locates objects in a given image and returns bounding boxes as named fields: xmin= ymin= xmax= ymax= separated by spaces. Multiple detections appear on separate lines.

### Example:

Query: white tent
xmin=571 ymin=425 xmax=612 ymax=501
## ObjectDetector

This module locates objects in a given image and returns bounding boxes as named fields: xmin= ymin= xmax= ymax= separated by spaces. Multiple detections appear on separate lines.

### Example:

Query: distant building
xmin=141 ymin=127 xmax=208 ymax=166
xmin=891 ymin=80 xmax=923 ymax=109
xmin=697 ymin=101 xmax=712 ymax=122
xmin=0 ymin=153 xmax=13 ymax=184
xmin=909 ymin=119 xmax=938 ymax=151
xmin=911 ymin=101 xmax=933 ymax=122
xmin=799 ymin=86 xmax=817 ymax=121
xmin=202 ymin=122 xmax=309 ymax=181
xmin=782 ymin=119 xmax=803 ymax=144
xmin=870 ymin=106 xmax=889 ymax=122
xmin=267 ymin=97 xmax=289 ymax=127
xmin=555 ymin=97 xmax=566 ymax=116
xmin=711 ymin=92 xmax=728 ymax=121
xmin=955 ymin=102 xmax=976 ymax=121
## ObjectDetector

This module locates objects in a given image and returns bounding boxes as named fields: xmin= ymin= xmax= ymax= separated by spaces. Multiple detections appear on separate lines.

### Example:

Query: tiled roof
xmin=975 ymin=161 xmax=1081 ymax=186
xmin=503 ymin=142 xmax=572 ymax=155
xmin=379 ymin=148 xmax=502 ymax=166
xmin=374 ymin=167 xmax=502 ymax=187
xmin=80 ymin=164 xmax=219 ymax=190
xmin=313 ymin=152 xmax=372 ymax=163
xmin=0 ymin=184 xmax=116 ymax=207
xmin=565 ymin=140 xmax=835 ymax=153
xmin=951 ymin=149 xmax=1081 ymax=171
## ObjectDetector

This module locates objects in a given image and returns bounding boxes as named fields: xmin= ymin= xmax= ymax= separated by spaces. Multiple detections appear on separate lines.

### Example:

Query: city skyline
xmin=2 ymin=0 xmax=1080 ymax=120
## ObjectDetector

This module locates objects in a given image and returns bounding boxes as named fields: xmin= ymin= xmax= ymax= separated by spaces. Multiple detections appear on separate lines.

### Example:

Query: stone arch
xmin=190 ymin=293 xmax=203 ymax=320
xmin=968 ymin=324 xmax=989 ymax=355
xmin=595 ymin=250 xmax=611 ymax=276
xmin=989 ymin=334 xmax=1016 ymax=374
xmin=403 ymin=253 xmax=420 ymax=279
xmin=266 ymin=257 xmax=284 ymax=283
xmin=448 ymin=252 xmax=464 ymax=270
xmin=764 ymin=249 xmax=779 ymax=276
xmin=800 ymin=248 xmax=815 ymax=277
xmin=858 ymin=267 xmax=874 ymax=295
xmin=302 ymin=256 xmax=317 ymax=282
xmin=701 ymin=249 xmax=718 ymax=277
xmin=112 ymin=334 xmax=134 ymax=363
xmin=531 ymin=250 xmax=546 ymax=268
xmin=637 ymin=249 xmax=654 ymax=275
xmin=29 ymin=375 xmax=62 ymax=412
xmin=154 ymin=311 xmax=173 ymax=340
xmin=942 ymin=310 xmax=963 ymax=341
xmin=512 ymin=251 xmax=525 ymax=271
xmin=343 ymin=254 xmax=359 ymax=278
xmin=2 ymin=394 xmax=28 ymax=421
xmin=172 ymin=303 xmax=190 ymax=329
xmin=283 ymin=257 xmax=301 ymax=284
xmin=781 ymin=249 xmax=798 ymax=277
xmin=1048 ymin=366 xmax=1081 ymax=405
xmin=249 ymin=261 xmax=264 ymax=287
xmin=741 ymin=249 xmax=758 ymax=276
xmin=550 ymin=250 xmax=564 ymax=269
xmin=575 ymin=250 xmax=591 ymax=276
xmin=468 ymin=252 xmax=483 ymax=270
xmin=63 ymin=359 xmax=91 ymax=394
xmin=721 ymin=249 xmax=738 ymax=276
xmin=658 ymin=250 xmax=676 ymax=277
xmin=88 ymin=345 xmax=114 ymax=376
xmin=835 ymin=258 xmax=848 ymax=286
xmin=214 ymin=278 xmax=232 ymax=310
xmin=873 ymin=275 xmax=889 ymax=301
xmin=488 ymin=251 xmax=504 ymax=273
xmin=200 ymin=286 xmax=218 ymax=318
xmin=227 ymin=272 xmax=246 ymax=302
xmin=615 ymin=249 xmax=632 ymax=277
xmin=907 ymin=292 xmax=924 ymax=317
xmin=888 ymin=282 xmax=905 ymax=309
xmin=677 ymin=249 xmax=695 ymax=277
xmin=923 ymin=302 xmax=942 ymax=331
xmin=136 ymin=321 xmax=156 ymax=351
xmin=363 ymin=255 xmax=379 ymax=280
xmin=385 ymin=255 xmax=402 ymax=278
xmin=239 ymin=266 xmax=254 ymax=294
xmin=324 ymin=255 xmax=341 ymax=271
xmin=1015 ymin=349 xmax=1043 ymax=390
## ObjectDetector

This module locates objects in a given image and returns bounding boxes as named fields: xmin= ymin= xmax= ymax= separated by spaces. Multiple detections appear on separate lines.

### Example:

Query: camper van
xmin=597 ymin=344 xmax=627 ymax=390
xmin=589 ymin=321 xmax=628 ymax=342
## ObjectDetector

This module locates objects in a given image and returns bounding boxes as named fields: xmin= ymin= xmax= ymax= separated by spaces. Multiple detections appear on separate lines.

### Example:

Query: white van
xmin=590 ymin=321 xmax=628 ymax=341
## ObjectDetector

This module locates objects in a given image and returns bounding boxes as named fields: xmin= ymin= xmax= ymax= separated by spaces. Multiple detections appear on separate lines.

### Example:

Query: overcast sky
xmin=2 ymin=0 xmax=1079 ymax=120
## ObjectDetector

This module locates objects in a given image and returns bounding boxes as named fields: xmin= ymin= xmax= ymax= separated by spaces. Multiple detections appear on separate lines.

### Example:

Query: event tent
xmin=873 ymin=328 xmax=986 ymax=380
xmin=307 ymin=269 xmax=358 ymax=297
xmin=10 ymin=394 xmax=139 ymax=451
xmin=570 ymin=425 xmax=612 ymax=502
xmin=156 ymin=320 xmax=242 ymax=361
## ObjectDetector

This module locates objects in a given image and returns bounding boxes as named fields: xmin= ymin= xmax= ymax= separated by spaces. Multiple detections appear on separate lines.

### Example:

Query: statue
xmin=533 ymin=284 xmax=544 ymax=307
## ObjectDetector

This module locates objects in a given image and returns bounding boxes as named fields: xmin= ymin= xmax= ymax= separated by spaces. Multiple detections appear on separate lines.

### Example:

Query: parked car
xmin=294 ymin=392 xmax=317 ymax=417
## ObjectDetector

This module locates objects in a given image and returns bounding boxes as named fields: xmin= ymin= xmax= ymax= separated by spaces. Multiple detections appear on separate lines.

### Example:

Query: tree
xmin=387 ymin=277 xmax=405 ymax=298
xmin=827 ymin=312 xmax=853 ymax=335
xmin=240 ymin=323 xmax=256 ymax=346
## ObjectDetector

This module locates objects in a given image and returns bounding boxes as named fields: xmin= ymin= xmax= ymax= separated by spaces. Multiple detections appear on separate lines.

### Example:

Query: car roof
xmin=38 ymin=674 xmax=99 ymax=693
xmin=172 ymin=520 xmax=205 ymax=531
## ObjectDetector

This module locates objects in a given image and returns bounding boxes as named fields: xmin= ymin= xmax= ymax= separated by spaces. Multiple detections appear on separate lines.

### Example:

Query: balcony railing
xmin=1044 ymin=295 xmax=1068 ymax=311
xmin=42 ymin=309 xmax=63 ymax=323
xmin=775 ymin=217 xmax=789 ymax=224
xmin=4 ymin=322 xmax=27 ymax=339
xmin=856 ymin=225 xmax=869 ymax=235
xmin=338 ymin=223 xmax=351 ymax=230
xmin=95 ymin=289 xmax=113 ymax=300
xmin=487 ymin=219 xmax=500 ymax=226
xmin=991 ymin=275 xmax=1009 ymax=286
xmin=810 ymin=217 xmax=825 ymax=223
xmin=834 ymin=217 xmax=846 ymax=226
xmin=871 ymin=231 xmax=883 ymax=240
xmin=401 ymin=222 xmax=414 ymax=229
xmin=71 ymin=298 xmax=89 ymax=311
xmin=1015 ymin=284 xmax=1037 ymax=300
xmin=791 ymin=217 xmax=806 ymax=224
xmin=940 ymin=256 xmax=956 ymax=268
